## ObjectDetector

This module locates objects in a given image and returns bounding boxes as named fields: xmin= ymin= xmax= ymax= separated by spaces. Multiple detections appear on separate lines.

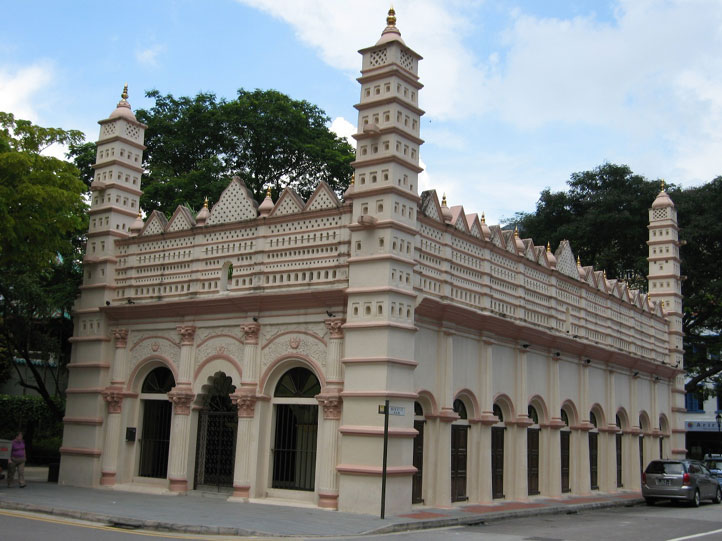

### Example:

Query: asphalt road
xmin=1 ymin=500 xmax=721 ymax=541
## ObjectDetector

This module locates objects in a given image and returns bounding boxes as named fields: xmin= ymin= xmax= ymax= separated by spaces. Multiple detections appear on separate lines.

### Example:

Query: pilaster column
xmin=100 ymin=328 xmax=129 ymax=486
xmin=166 ymin=325 xmax=196 ymax=492
xmin=166 ymin=386 xmax=195 ymax=492
xmin=604 ymin=368 xmax=617 ymax=492
xmin=230 ymin=388 xmax=258 ymax=499
xmin=240 ymin=322 xmax=261 ymax=383
xmin=512 ymin=346 xmax=529 ymax=500
xmin=627 ymin=373 xmax=641 ymax=489
xmin=477 ymin=337 xmax=495 ymax=503
xmin=324 ymin=318 xmax=345 ymax=382
xmin=546 ymin=352 xmax=564 ymax=498
xmin=317 ymin=393 xmax=342 ymax=509
xmin=576 ymin=361 xmax=592 ymax=494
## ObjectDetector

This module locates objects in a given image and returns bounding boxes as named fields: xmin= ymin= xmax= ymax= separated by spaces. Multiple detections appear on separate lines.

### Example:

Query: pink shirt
xmin=11 ymin=440 xmax=25 ymax=459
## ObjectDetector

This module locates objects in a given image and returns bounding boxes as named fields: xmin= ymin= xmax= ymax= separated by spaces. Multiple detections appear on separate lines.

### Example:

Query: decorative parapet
xmin=324 ymin=318 xmax=345 ymax=339
xmin=176 ymin=325 xmax=196 ymax=346
xmin=231 ymin=388 xmax=258 ymax=418
xmin=241 ymin=323 xmax=260 ymax=345
xmin=167 ymin=386 xmax=195 ymax=415
xmin=111 ymin=328 xmax=129 ymax=349
xmin=101 ymin=387 xmax=124 ymax=414
xmin=317 ymin=392 xmax=343 ymax=420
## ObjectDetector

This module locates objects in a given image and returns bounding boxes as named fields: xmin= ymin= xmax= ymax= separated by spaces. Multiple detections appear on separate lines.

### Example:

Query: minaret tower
xmin=647 ymin=182 xmax=684 ymax=457
xmin=339 ymin=9 xmax=423 ymax=514
xmin=83 ymin=86 xmax=147 ymax=308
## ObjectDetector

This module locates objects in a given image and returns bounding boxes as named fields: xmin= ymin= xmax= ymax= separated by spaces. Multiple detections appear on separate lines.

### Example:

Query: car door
xmin=699 ymin=464 xmax=716 ymax=499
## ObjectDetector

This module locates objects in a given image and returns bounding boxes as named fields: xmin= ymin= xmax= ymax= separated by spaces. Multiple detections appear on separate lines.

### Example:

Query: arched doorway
xmin=451 ymin=399 xmax=469 ymax=502
xmin=138 ymin=366 xmax=175 ymax=478
xmin=589 ymin=411 xmax=599 ymax=490
xmin=527 ymin=405 xmax=540 ymax=496
xmin=560 ymin=409 xmax=571 ymax=493
xmin=271 ymin=367 xmax=320 ymax=491
xmin=194 ymin=372 xmax=237 ymax=491
xmin=412 ymin=401 xmax=425 ymax=504
xmin=491 ymin=403 xmax=505 ymax=499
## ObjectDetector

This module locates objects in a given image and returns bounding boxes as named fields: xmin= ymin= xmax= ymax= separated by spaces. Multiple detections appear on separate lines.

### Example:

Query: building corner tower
xmin=647 ymin=183 xmax=685 ymax=458
xmin=59 ymin=87 xmax=147 ymax=486
xmin=338 ymin=9 xmax=424 ymax=514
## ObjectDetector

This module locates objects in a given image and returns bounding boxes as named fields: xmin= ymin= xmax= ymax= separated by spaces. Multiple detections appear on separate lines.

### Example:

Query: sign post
xmin=380 ymin=399 xmax=389 ymax=519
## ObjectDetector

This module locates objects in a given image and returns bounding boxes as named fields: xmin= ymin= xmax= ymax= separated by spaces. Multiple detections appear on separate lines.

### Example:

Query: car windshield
xmin=645 ymin=461 xmax=685 ymax=475
xmin=706 ymin=460 xmax=722 ymax=470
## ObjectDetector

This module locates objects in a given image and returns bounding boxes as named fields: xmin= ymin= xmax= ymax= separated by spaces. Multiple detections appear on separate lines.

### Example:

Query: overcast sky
xmin=2 ymin=0 xmax=720 ymax=223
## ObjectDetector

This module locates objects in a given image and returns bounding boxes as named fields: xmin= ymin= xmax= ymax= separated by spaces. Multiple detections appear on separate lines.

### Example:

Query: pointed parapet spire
xmin=652 ymin=178 xmax=674 ymax=209
xmin=195 ymin=197 xmax=210 ymax=225
xmin=344 ymin=173 xmax=355 ymax=200
xmin=129 ymin=210 xmax=144 ymax=235
xmin=480 ymin=212 xmax=491 ymax=240
xmin=441 ymin=193 xmax=452 ymax=223
xmin=259 ymin=186 xmax=274 ymax=217
xmin=514 ymin=226 xmax=525 ymax=252
xmin=546 ymin=241 xmax=557 ymax=269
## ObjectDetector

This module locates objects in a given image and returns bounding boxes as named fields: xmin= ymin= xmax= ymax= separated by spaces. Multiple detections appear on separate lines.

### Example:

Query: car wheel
xmin=692 ymin=490 xmax=701 ymax=507
xmin=645 ymin=497 xmax=656 ymax=506
xmin=714 ymin=488 xmax=722 ymax=504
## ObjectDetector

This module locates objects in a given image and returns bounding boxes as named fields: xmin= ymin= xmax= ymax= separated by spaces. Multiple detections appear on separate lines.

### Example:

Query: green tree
xmin=0 ymin=112 xmax=88 ymax=419
xmin=66 ymin=141 xmax=97 ymax=191
xmin=514 ymin=163 xmax=721 ymax=393
xmin=136 ymin=88 xmax=355 ymax=216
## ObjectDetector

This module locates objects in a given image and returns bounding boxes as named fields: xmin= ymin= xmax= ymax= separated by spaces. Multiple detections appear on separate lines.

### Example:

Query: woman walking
xmin=8 ymin=432 xmax=26 ymax=488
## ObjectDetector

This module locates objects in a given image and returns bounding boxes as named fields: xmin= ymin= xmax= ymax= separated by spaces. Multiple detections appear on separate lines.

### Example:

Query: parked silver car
xmin=703 ymin=454 xmax=722 ymax=487
xmin=642 ymin=459 xmax=722 ymax=506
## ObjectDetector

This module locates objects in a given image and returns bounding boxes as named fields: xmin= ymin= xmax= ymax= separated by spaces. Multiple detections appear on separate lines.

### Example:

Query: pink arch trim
xmin=416 ymin=389 xmax=439 ymax=417
xmin=126 ymin=355 xmax=179 ymax=392
xmin=589 ymin=402 xmax=606 ymax=427
xmin=528 ymin=394 xmax=549 ymax=425
xmin=493 ymin=393 xmax=516 ymax=420
xmin=454 ymin=388 xmax=480 ymax=420
xmin=196 ymin=333 xmax=244 ymax=348
xmin=259 ymin=353 xmax=327 ymax=396
xmin=261 ymin=330 xmax=327 ymax=349
xmin=561 ymin=399 xmax=580 ymax=426
xmin=193 ymin=354 xmax=243 ymax=383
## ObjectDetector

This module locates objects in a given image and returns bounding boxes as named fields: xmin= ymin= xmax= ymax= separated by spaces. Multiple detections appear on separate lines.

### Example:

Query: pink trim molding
xmin=336 ymin=464 xmax=417 ymax=476
xmin=233 ymin=484 xmax=251 ymax=498
xmin=60 ymin=447 xmax=102 ymax=457
xmin=100 ymin=471 xmax=116 ymax=486
xmin=169 ymin=477 xmax=188 ymax=492
xmin=318 ymin=491 xmax=339 ymax=509
xmin=339 ymin=426 xmax=418 ymax=438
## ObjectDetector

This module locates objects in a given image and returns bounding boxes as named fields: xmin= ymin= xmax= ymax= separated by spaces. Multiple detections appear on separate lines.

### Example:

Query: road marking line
xmin=666 ymin=528 xmax=722 ymax=541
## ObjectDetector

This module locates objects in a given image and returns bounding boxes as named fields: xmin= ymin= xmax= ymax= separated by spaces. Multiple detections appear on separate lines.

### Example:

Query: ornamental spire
xmin=387 ymin=6 xmax=396 ymax=26
xmin=121 ymin=83 xmax=128 ymax=101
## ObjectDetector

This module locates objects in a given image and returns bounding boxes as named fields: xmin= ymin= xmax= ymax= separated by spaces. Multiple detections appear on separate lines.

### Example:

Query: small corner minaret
xmin=647 ymin=180 xmax=683 ymax=369
xmin=83 ymin=85 xmax=147 ymax=306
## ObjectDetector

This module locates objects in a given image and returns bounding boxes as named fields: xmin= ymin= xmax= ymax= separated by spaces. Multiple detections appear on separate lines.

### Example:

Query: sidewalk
xmin=0 ymin=469 xmax=644 ymax=537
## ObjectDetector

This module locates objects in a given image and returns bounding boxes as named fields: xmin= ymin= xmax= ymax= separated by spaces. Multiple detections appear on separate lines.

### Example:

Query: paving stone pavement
xmin=0 ymin=468 xmax=644 ymax=537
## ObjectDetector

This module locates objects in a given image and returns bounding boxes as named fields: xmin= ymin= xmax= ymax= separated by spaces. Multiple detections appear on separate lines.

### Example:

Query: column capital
xmin=240 ymin=322 xmax=260 ymax=345
xmin=176 ymin=325 xmax=196 ymax=346
xmin=111 ymin=328 xmax=129 ymax=348
xmin=101 ymin=387 xmax=124 ymax=414
xmin=324 ymin=318 xmax=345 ymax=339
xmin=317 ymin=392 xmax=343 ymax=420
xmin=231 ymin=389 xmax=258 ymax=418
xmin=167 ymin=386 xmax=195 ymax=415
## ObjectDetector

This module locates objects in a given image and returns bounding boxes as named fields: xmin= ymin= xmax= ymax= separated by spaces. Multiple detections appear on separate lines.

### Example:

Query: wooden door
xmin=412 ymin=420 xmax=424 ymax=504
xmin=589 ymin=432 xmax=598 ymax=490
xmin=561 ymin=430 xmax=570 ymax=493
xmin=451 ymin=425 xmax=468 ymax=502
xmin=492 ymin=427 xmax=505 ymax=499
xmin=527 ymin=428 xmax=540 ymax=495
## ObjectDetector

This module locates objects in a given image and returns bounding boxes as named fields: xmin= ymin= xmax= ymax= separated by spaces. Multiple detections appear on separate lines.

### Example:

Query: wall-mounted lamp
xmin=252 ymin=316 xmax=259 ymax=322
xmin=555 ymin=352 xmax=561 ymax=357
xmin=654 ymin=376 xmax=660 ymax=382
xmin=326 ymin=311 xmax=336 ymax=318
xmin=633 ymin=371 xmax=639 ymax=377
xmin=522 ymin=344 xmax=530 ymax=349
xmin=584 ymin=359 xmax=591 ymax=364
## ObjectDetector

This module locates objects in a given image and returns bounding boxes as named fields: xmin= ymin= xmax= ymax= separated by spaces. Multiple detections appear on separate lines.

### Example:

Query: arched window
xmin=493 ymin=403 xmax=504 ymax=423
xmin=589 ymin=411 xmax=598 ymax=428
xmin=414 ymin=401 xmax=424 ymax=417
xmin=142 ymin=366 xmax=174 ymax=393
xmin=561 ymin=409 xmax=570 ymax=426
xmin=453 ymin=399 xmax=467 ymax=420
xmin=528 ymin=405 xmax=539 ymax=425
xmin=274 ymin=367 xmax=320 ymax=398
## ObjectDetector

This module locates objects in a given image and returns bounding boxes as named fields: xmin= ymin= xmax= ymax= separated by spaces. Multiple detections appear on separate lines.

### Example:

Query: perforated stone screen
xmin=208 ymin=181 xmax=257 ymax=225
xmin=369 ymin=48 xmax=387 ymax=67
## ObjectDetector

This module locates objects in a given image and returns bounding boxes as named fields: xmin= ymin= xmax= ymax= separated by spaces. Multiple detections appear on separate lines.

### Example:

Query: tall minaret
xmin=83 ymin=86 xmax=147 ymax=307
xmin=647 ymin=182 xmax=683 ymax=367
xmin=339 ymin=9 xmax=423 ymax=514
xmin=647 ymin=182 xmax=684 ymax=457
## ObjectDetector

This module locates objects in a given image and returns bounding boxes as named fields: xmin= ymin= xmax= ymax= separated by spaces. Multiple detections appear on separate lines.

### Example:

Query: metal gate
xmin=272 ymin=404 xmax=317 ymax=491
xmin=138 ymin=400 xmax=172 ymax=478
xmin=194 ymin=410 xmax=237 ymax=490
xmin=527 ymin=428 xmax=540 ymax=495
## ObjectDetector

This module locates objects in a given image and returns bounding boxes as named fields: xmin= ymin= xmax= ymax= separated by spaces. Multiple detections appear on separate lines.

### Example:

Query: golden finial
xmin=387 ymin=6 xmax=396 ymax=26
xmin=514 ymin=226 xmax=519 ymax=238
xmin=121 ymin=83 xmax=128 ymax=101
xmin=546 ymin=242 xmax=551 ymax=253
xmin=203 ymin=197 xmax=208 ymax=209
xmin=137 ymin=210 xmax=142 ymax=218
xmin=481 ymin=212 xmax=486 ymax=224
xmin=350 ymin=173 xmax=355 ymax=185
xmin=266 ymin=186 xmax=272 ymax=198
xmin=577 ymin=255 xmax=581 ymax=266
xmin=604 ymin=270 xmax=607 ymax=279
xmin=442 ymin=193 xmax=447 ymax=206
xmin=660 ymin=179 xmax=666 ymax=191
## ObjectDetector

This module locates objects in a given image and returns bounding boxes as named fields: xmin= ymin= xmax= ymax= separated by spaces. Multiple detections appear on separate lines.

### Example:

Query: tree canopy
xmin=135 ymin=88 xmax=355 ymax=216
xmin=0 ymin=112 xmax=88 ymax=418
xmin=513 ymin=163 xmax=722 ymax=394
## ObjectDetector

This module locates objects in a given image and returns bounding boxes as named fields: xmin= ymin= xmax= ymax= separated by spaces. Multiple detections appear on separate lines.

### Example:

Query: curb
xmin=1 ymin=496 xmax=645 ymax=537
